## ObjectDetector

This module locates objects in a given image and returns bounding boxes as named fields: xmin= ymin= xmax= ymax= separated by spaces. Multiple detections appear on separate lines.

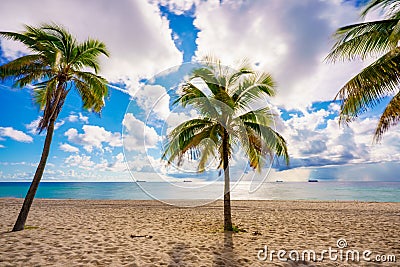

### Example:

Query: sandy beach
xmin=0 ymin=199 xmax=399 ymax=266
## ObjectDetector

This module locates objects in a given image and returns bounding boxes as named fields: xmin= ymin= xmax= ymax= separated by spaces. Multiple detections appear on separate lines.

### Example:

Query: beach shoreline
xmin=1 ymin=198 xmax=399 ymax=266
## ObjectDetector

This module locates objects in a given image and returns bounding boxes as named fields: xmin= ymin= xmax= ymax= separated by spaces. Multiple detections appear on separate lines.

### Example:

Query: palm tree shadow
xmin=212 ymin=232 xmax=238 ymax=266
xmin=168 ymin=242 xmax=189 ymax=266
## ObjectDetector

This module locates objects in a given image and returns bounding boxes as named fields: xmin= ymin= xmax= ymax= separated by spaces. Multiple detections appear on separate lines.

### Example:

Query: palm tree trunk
xmin=12 ymin=117 xmax=56 ymax=232
xmin=222 ymin=129 xmax=233 ymax=231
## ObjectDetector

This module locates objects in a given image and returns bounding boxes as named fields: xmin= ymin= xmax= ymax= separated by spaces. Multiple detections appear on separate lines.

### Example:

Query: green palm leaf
xmin=361 ymin=0 xmax=400 ymax=17
xmin=326 ymin=19 xmax=398 ymax=62
xmin=328 ymin=1 xmax=400 ymax=141
xmin=336 ymin=47 xmax=400 ymax=124
xmin=374 ymin=91 xmax=400 ymax=141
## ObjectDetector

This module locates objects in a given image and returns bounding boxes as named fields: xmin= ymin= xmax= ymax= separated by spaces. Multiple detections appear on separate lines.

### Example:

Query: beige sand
xmin=0 ymin=199 xmax=399 ymax=266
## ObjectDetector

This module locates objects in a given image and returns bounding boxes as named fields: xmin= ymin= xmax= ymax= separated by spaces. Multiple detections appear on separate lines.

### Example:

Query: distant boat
xmin=183 ymin=180 xmax=192 ymax=182
xmin=275 ymin=180 xmax=284 ymax=183
xmin=308 ymin=179 xmax=318 ymax=182
xmin=136 ymin=180 xmax=146 ymax=182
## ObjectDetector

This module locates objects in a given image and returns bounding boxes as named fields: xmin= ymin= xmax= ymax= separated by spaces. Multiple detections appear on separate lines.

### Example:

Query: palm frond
xmin=226 ymin=66 xmax=253 ymax=88
xmin=191 ymin=66 xmax=234 ymax=108
xmin=244 ymin=122 xmax=289 ymax=165
xmin=361 ymin=0 xmax=400 ymax=18
xmin=72 ymin=74 xmax=107 ymax=113
xmin=233 ymin=72 xmax=276 ymax=111
xmin=70 ymin=39 xmax=109 ymax=73
xmin=73 ymin=71 xmax=108 ymax=96
xmin=374 ymin=91 xmax=400 ymax=142
xmin=238 ymin=107 xmax=275 ymax=126
xmin=197 ymin=125 xmax=221 ymax=172
xmin=0 ymin=55 xmax=48 ymax=80
xmin=39 ymin=23 xmax=76 ymax=62
xmin=336 ymin=47 xmax=400 ymax=124
xmin=33 ymin=78 xmax=57 ymax=110
xmin=162 ymin=119 xmax=217 ymax=165
xmin=177 ymin=81 xmax=219 ymax=118
xmin=326 ymin=19 xmax=399 ymax=62
xmin=245 ymin=129 xmax=273 ymax=171
xmin=13 ymin=69 xmax=51 ymax=88
xmin=0 ymin=31 xmax=38 ymax=50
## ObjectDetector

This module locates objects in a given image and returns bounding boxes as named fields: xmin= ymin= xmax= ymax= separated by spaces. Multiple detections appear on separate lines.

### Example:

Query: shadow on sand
xmin=212 ymin=232 xmax=238 ymax=266
xmin=168 ymin=242 xmax=190 ymax=266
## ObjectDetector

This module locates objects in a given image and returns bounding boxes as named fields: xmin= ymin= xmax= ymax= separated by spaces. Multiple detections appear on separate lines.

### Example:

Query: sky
xmin=0 ymin=0 xmax=399 ymax=183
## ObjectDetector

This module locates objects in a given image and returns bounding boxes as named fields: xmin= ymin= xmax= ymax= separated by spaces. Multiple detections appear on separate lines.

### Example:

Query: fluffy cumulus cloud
xmin=134 ymin=85 xmax=171 ymax=120
xmin=153 ymin=0 xmax=203 ymax=15
xmin=59 ymin=143 xmax=79 ymax=153
xmin=165 ymin=109 xmax=199 ymax=133
xmin=0 ymin=127 xmax=33 ymax=143
xmin=278 ymin=103 xmax=400 ymax=171
xmin=65 ymin=125 xmax=122 ymax=152
xmin=122 ymin=113 xmax=160 ymax=152
xmin=0 ymin=0 xmax=183 ymax=93
xmin=64 ymin=154 xmax=95 ymax=169
xmin=67 ymin=113 xmax=89 ymax=124
xmin=192 ymin=0 xmax=368 ymax=109
xmin=103 ymin=153 xmax=128 ymax=172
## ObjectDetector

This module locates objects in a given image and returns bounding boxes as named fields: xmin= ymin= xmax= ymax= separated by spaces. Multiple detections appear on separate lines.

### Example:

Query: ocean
xmin=0 ymin=181 xmax=399 ymax=202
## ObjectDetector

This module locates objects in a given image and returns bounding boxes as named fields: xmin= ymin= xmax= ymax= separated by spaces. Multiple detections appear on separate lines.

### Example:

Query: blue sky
xmin=1 ymin=0 xmax=399 ymax=182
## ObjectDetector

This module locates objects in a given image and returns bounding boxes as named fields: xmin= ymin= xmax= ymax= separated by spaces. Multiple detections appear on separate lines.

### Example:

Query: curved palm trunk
xmin=222 ymin=129 xmax=233 ymax=231
xmin=12 ymin=117 xmax=56 ymax=231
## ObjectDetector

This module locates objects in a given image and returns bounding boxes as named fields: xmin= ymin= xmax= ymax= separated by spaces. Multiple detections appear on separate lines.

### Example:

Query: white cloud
xmin=104 ymin=153 xmax=128 ymax=172
xmin=55 ymin=120 xmax=65 ymax=129
xmin=165 ymin=109 xmax=199 ymax=134
xmin=134 ymin=84 xmax=171 ymax=120
xmin=122 ymin=113 xmax=160 ymax=152
xmin=67 ymin=113 xmax=89 ymax=124
xmin=0 ymin=127 xmax=33 ymax=143
xmin=0 ymin=0 xmax=183 ymax=92
xmin=153 ymin=0 xmax=203 ymax=15
xmin=278 ymin=106 xmax=400 ymax=170
xmin=65 ymin=125 xmax=122 ymax=152
xmin=65 ymin=154 xmax=95 ymax=169
xmin=192 ymin=0 xmax=369 ymax=109
xmin=280 ymin=109 xmax=356 ymax=166
xmin=59 ymin=143 xmax=79 ymax=153
xmin=67 ymin=115 xmax=78 ymax=123
xmin=132 ymin=83 xmax=199 ymax=133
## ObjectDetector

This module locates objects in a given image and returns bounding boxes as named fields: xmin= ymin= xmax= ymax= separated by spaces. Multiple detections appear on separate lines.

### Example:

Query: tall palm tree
xmin=326 ymin=0 xmax=400 ymax=142
xmin=0 ymin=23 xmax=109 ymax=231
xmin=162 ymin=57 xmax=289 ymax=231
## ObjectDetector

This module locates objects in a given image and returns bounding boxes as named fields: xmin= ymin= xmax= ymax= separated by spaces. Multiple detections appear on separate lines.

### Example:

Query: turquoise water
xmin=0 ymin=181 xmax=399 ymax=202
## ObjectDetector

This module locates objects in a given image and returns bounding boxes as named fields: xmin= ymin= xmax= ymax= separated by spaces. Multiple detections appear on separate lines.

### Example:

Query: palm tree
xmin=326 ymin=0 xmax=400 ymax=142
xmin=0 ymin=23 xmax=109 ymax=231
xmin=162 ymin=57 xmax=289 ymax=231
